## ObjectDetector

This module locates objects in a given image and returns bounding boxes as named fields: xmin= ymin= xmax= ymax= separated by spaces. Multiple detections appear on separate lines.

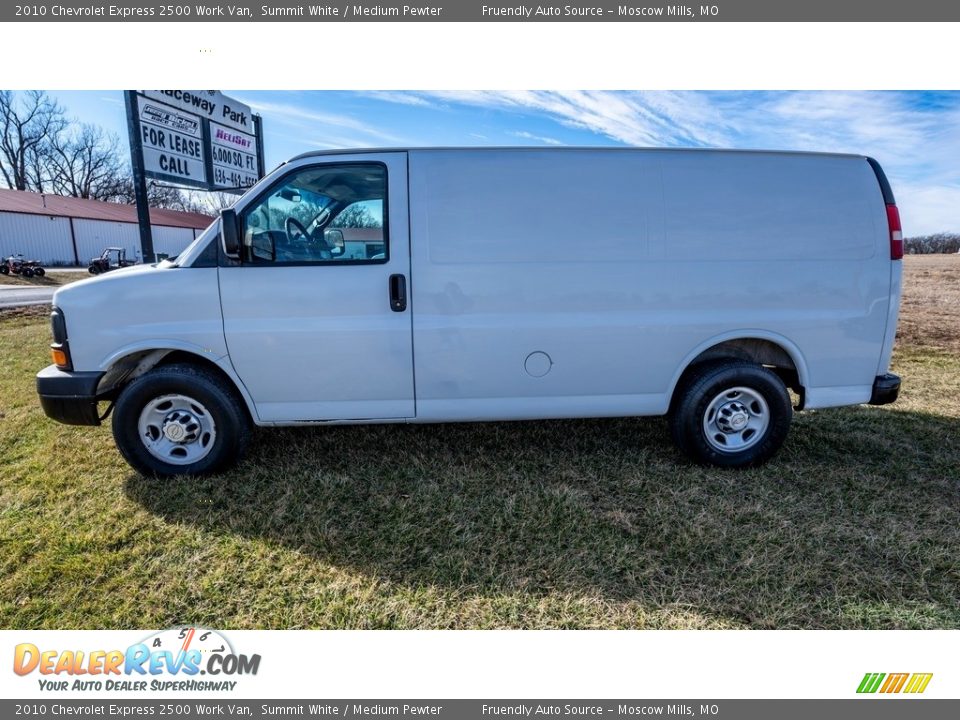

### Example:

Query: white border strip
xmin=2 ymin=22 xmax=958 ymax=90
xmin=3 ymin=630 xmax=956 ymax=699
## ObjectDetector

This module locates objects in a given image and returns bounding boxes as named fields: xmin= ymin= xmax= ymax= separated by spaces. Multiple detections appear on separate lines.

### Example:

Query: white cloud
xmin=510 ymin=130 xmax=563 ymax=146
xmin=372 ymin=90 xmax=960 ymax=233
xmin=242 ymin=99 xmax=402 ymax=145
xmin=304 ymin=137 xmax=378 ymax=150
xmin=390 ymin=90 xmax=733 ymax=147
xmin=356 ymin=91 xmax=435 ymax=108
xmin=896 ymin=183 xmax=960 ymax=236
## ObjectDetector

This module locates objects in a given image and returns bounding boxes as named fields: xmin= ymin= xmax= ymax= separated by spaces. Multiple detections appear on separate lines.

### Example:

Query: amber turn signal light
xmin=51 ymin=347 xmax=68 ymax=367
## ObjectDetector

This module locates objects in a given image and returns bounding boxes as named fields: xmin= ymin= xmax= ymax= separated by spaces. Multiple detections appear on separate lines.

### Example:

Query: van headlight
xmin=50 ymin=307 xmax=71 ymax=370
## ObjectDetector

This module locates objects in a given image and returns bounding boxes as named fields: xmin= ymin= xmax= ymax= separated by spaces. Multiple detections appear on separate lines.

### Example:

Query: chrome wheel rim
xmin=702 ymin=386 xmax=769 ymax=453
xmin=137 ymin=394 xmax=216 ymax=466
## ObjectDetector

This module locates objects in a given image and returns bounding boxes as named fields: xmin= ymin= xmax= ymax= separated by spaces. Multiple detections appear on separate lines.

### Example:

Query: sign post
xmin=124 ymin=90 xmax=266 ymax=262
xmin=123 ymin=90 xmax=155 ymax=263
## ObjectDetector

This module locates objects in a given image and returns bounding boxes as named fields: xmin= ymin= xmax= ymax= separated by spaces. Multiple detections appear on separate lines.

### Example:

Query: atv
xmin=1 ymin=254 xmax=45 ymax=278
xmin=88 ymin=247 xmax=136 ymax=274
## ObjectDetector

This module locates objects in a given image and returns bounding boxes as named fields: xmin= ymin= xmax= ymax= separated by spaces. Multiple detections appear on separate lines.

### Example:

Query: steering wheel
xmin=285 ymin=217 xmax=309 ymax=243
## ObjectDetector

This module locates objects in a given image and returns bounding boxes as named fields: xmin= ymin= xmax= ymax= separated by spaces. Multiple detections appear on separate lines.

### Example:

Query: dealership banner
xmin=2 ymin=630 xmax=956 ymax=702
xmin=5 ymin=0 xmax=960 ymax=22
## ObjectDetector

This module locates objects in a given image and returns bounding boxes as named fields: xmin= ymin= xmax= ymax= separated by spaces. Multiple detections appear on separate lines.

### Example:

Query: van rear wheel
xmin=669 ymin=360 xmax=792 ymax=468
xmin=112 ymin=363 xmax=251 ymax=478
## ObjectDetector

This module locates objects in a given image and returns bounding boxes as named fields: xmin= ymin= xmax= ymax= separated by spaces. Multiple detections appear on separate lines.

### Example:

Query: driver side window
xmin=240 ymin=163 xmax=387 ymax=265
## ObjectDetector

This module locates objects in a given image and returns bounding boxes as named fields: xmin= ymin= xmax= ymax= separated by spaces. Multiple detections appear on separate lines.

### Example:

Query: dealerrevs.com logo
xmin=13 ymin=628 xmax=260 ymax=693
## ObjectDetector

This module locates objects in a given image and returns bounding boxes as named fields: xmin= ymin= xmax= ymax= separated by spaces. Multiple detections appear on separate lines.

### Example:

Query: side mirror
xmin=220 ymin=208 xmax=241 ymax=259
xmin=324 ymin=228 xmax=345 ymax=256
xmin=251 ymin=233 xmax=276 ymax=262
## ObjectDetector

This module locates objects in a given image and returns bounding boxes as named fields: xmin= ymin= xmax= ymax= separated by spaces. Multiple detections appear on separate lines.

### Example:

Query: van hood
xmin=46 ymin=259 xmax=226 ymax=374
xmin=53 ymin=261 xmax=177 ymax=309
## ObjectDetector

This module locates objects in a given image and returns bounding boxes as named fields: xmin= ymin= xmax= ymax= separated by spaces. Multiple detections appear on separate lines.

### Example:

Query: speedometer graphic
xmin=141 ymin=627 xmax=234 ymax=659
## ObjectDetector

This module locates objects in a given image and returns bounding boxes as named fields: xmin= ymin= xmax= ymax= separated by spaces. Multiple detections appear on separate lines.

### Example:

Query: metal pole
xmin=201 ymin=117 xmax=214 ymax=190
xmin=253 ymin=114 xmax=266 ymax=181
xmin=124 ymin=91 xmax=155 ymax=263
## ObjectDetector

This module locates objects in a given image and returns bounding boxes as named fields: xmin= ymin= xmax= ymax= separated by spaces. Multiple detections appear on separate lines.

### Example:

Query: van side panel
xmin=658 ymin=152 xmax=877 ymax=261
xmin=408 ymin=149 xmax=893 ymax=421
xmin=657 ymin=151 xmax=892 ymax=409
xmin=409 ymin=149 xmax=669 ymax=421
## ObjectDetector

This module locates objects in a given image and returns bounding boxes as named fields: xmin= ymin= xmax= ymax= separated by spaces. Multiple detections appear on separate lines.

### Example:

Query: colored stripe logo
xmin=857 ymin=672 xmax=933 ymax=694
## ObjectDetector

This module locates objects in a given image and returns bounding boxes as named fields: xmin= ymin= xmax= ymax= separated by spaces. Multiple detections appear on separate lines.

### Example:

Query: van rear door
xmin=218 ymin=152 xmax=415 ymax=423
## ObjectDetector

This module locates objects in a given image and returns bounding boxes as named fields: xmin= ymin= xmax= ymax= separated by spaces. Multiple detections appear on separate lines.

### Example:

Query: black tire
xmin=669 ymin=360 xmax=792 ymax=468
xmin=112 ymin=363 xmax=251 ymax=478
xmin=21 ymin=267 xmax=34 ymax=278
xmin=0 ymin=264 xmax=8 ymax=275
xmin=88 ymin=265 xmax=99 ymax=274
xmin=34 ymin=267 xmax=45 ymax=277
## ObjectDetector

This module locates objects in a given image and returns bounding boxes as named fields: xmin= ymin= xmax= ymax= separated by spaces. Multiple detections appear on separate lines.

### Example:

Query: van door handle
xmin=389 ymin=274 xmax=407 ymax=312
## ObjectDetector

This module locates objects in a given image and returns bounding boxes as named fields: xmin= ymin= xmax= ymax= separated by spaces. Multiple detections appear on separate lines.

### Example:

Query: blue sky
xmin=50 ymin=90 xmax=960 ymax=235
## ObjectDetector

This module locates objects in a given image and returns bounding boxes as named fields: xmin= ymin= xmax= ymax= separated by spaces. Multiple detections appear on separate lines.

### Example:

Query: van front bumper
xmin=36 ymin=365 xmax=105 ymax=426
xmin=869 ymin=373 xmax=901 ymax=406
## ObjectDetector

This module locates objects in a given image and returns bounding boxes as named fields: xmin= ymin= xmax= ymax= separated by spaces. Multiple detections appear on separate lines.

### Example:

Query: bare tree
xmin=904 ymin=233 xmax=960 ymax=254
xmin=104 ymin=176 xmax=189 ymax=209
xmin=0 ymin=90 xmax=216 ymax=217
xmin=330 ymin=202 xmax=380 ymax=228
xmin=45 ymin=124 xmax=126 ymax=200
xmin=0 ymin=90 xmax=67 ymax=191
xmin=180 ymin=189 xmax=237 ymax=214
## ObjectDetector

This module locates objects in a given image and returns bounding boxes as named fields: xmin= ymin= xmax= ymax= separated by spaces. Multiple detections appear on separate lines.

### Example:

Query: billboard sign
xmin=209 ymin=121 xmax=260 ymax=190
xmin=128 ymin=90 xmax=264 ymax=194
xmin=141 ymin=90 xmax=254 ymax=134
xmin=136 ymin=95 xmax=208 ymax=188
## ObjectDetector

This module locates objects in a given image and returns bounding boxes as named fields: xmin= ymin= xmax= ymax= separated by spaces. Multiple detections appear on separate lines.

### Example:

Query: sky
xmin=48 ymin=90 xmax=960 ymax=235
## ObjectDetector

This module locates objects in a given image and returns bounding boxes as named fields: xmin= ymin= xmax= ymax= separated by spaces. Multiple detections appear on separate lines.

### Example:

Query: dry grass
xmin=898 ymin=254 xmax=960 ymax=351
xmin=0 ymin=305 xmax=48 ymax=322
xmin=0 ymin=256 xmax=958 ymax=629
xmin=0 ymin=270 xmax=81 ymax=287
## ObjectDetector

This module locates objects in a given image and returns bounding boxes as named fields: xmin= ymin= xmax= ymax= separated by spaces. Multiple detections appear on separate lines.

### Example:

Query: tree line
xmin=0 ymin=90 xmax=212 ymax=212
xmin=904 ymin=234 xmax=960 ymax=254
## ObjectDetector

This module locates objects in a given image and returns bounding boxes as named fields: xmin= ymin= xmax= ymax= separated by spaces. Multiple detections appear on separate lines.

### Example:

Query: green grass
xmin=1 ymin=313 xmax=959 ymax=629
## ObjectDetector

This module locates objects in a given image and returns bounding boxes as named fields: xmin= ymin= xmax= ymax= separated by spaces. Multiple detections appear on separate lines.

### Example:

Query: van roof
xmin=290 ymin=146 xmax=869 ymax=163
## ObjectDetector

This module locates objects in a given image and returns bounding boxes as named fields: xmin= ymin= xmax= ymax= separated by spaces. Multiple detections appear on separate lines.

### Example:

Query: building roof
xmin=0 ymin=188 xmax=213 ymax=229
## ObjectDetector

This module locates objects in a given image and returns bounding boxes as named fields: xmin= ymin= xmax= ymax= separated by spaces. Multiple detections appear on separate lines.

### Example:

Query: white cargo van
xmin=36 ymin=148 xmax=903 ymax=477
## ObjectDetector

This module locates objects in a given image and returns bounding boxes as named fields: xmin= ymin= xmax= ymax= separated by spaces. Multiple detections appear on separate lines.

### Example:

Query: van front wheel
xmin=112 ymin=364 xmax=251 ymax=478
xmin=669 ymin=361 xmax=792 ymax=468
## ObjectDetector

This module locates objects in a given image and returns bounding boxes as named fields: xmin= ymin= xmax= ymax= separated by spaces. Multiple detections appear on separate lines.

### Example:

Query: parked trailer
xmin=36 ymin=147 xmax=903 ymax=477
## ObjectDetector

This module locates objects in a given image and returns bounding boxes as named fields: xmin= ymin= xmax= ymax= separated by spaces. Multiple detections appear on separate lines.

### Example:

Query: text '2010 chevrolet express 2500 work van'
xmin=36 ymin=148 xmax=903 ymax=477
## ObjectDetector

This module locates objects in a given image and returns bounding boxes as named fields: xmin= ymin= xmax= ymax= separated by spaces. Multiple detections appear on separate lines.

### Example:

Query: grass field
xmin=0 ymin=270 xmax=79 ymax=287
xmin=1 ymin=256 xmax=958 ymax=629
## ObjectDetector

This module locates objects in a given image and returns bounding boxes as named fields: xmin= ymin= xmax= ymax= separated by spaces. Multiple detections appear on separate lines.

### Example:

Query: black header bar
xmin=5 ymin=1 xmax=960 ymax=22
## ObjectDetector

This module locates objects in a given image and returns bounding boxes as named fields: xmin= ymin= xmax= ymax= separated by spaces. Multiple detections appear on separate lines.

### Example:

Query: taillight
xmin=886 ymin=204 xmax=903 ymax=260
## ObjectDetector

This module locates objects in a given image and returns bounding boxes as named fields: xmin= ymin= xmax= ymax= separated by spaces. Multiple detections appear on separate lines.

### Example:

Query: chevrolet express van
xmin=36 ymin=148 xmax=903 ymax=477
